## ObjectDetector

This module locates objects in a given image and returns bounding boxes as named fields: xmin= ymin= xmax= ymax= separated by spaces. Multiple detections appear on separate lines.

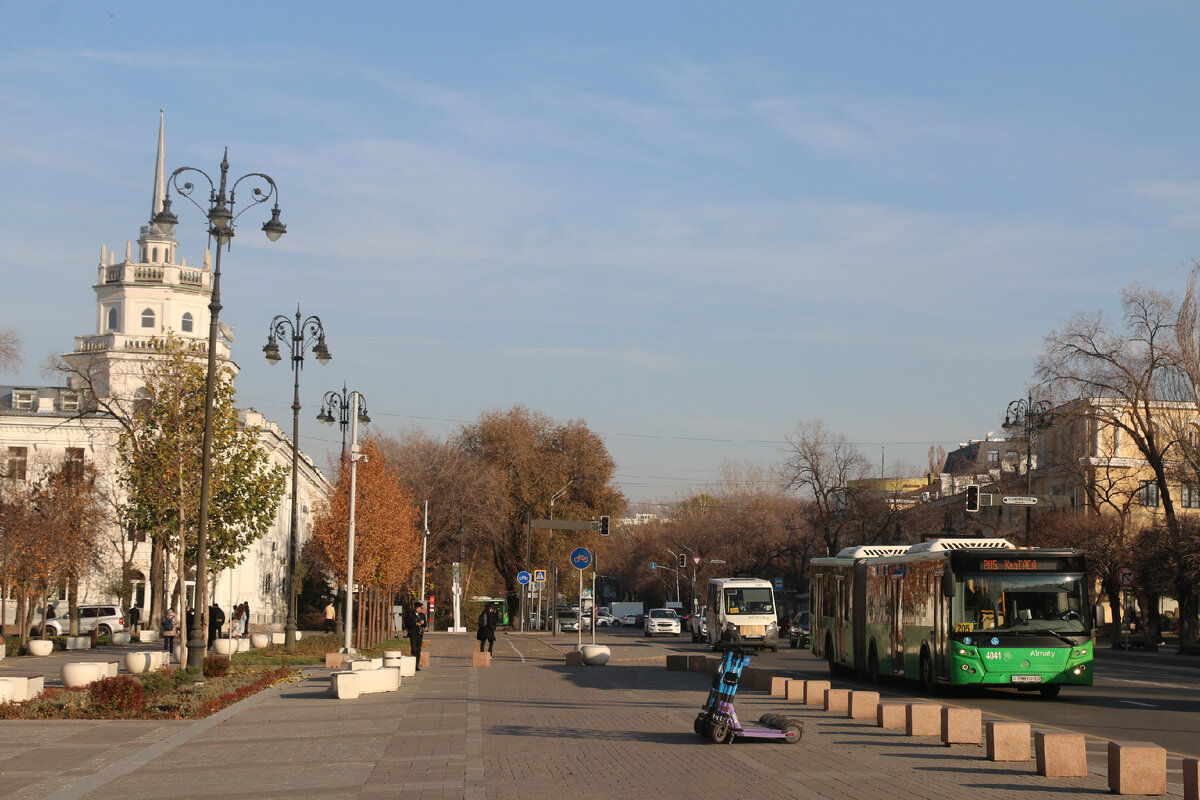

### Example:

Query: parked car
xmin=594 ymin=611 xmax=618 ymax=627
xmin=558 ymin=612 xmax=581 ymax=632
xmin=30 ymin=603 xmax=125 ymax=637
xmin=644 ymin=608 xmax=682 ymax=637
xmin=789 ymin=611 xmax=810 ymax=649
xmin=690 ymin=615 xmax=708 ymax=643
xmin=621 ymin=612 xmax=645 ymax=628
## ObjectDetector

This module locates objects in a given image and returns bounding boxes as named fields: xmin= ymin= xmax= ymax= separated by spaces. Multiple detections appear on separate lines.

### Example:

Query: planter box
xmin=64 ymin=636 xmax=92 ymax=650
xmin=139 ymin=631 xmax=159 ymax=643
xmin=249 ymin=633 xmax=270 ymax=648
xmin=580 ymin=645 xmax=610 ymax=666
xmin=213 ymin=638 xmax=236 ymax=656
xmin=110 ymin=632 xmax=131 ymax=646
xmin=27 ymin=639 xmax=54 ymax=657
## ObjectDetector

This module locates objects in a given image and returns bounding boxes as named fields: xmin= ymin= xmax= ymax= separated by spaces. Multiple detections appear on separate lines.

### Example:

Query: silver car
xmin=30 ymin=603 xmax=126 ymax=637
xmin=643 ymin=608 xmax=682 ymax=637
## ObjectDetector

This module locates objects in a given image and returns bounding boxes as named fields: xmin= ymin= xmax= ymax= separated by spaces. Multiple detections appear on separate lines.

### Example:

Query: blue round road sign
xmin=517 ymin=571 xmax=531 ymax=585
xmin=570 ymin=547 xmax=593 ymax=570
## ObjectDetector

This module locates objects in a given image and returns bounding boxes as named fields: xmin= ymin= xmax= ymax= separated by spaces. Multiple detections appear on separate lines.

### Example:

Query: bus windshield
xmin=723 ymin=587 xmax=774 ymax=615
xmin=958 ymin=573 xmax=1090 ymax=634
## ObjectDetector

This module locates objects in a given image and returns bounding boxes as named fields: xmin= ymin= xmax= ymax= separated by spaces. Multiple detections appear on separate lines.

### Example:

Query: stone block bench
xmin=877 ymin=702 xmax=906 ymax=729
xmin=1183 ymin=758 xmax=1198 ymax=800
xmin=941 ymin=706 xmax=981 ymax=746
xmin=665 ymin=654 xmax=688 ymax=671
xmin=330 ymin=667 xmax=400 ymax=700
xmin=824 ymin=688 xmax=850 ymax=714
xmin=61 ymin=661 xmax=119 ymax=688
xmin=906 ymin=703 xmax=941 ymax=737
xmin=986 ymin=721 xmax=1031 ymax=762
xmin=847 ymin=690 xmax=879 ymax=720
xmin=803 ymin=680 xmax=830 ymax=706
xmin=0 ymin=673 xmax=45 ymax=702
xmin=349 ymin=657 xmax=384 ymax=671
xmin=785 ymin=679 xmax=806 ymax=701
xmin=64 ymin=636 xmax=92 ymax=650
xmin=270 ymin=632 xmax=302 ymax=645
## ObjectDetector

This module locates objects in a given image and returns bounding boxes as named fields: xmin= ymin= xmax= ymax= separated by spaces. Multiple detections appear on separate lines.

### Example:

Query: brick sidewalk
xmin=0 ymin=632 xmax=1178 ymax=799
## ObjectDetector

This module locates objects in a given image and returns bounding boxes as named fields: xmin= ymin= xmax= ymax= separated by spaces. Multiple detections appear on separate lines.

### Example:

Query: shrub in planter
xmin=88 ymin=675 xmax=145 ymax=714
xmin=203 ymin=656 xmax=230 ymax=679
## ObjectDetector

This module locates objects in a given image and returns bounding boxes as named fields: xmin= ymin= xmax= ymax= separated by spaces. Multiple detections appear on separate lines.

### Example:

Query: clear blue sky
xmin=3 ymin=3 xmax=1198 ymax=510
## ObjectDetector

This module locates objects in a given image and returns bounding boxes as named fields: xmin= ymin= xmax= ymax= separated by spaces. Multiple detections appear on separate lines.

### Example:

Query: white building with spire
xmin=1 ymin=114 xmax=330 ymax=636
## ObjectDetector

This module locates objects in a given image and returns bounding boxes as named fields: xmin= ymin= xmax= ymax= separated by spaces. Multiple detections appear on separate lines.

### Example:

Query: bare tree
xmin=777 ymin=420 xmax=873 ymax=555
xmin=1036 ymin=283 xmax=1183 ymax=649
xmin=0 ymin=328 xmax=20 ymax=373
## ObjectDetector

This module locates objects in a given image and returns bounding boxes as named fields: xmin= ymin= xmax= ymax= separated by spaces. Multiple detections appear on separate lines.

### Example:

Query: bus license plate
xmin=1010 ymin=675 xmax=1042 ymax=684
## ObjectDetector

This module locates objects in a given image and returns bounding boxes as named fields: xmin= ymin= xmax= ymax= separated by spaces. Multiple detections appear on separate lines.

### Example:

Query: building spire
xmin=151 ymin=109 xmax=166 ymax=222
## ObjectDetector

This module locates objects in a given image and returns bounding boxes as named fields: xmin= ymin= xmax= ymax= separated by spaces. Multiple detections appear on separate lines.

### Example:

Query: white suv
xmin=29 ymin=604 xmax=125 ymax=637
xmin=644 ymin=608 xmax=682 ymax=637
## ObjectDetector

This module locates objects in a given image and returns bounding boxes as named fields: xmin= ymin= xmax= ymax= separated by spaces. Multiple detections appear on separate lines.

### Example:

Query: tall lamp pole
xmin=263 ymin=307 xmax=331 ymax=652
xmin=152 ymin=150 xmax=287 ymax=674
xmin=1002 ymin=393 xmax=1053 ymax=541
xmin=546 ymin=478 xmax=574 ymax=635
xmin=318 ymin=388 xmax=369 ymax=653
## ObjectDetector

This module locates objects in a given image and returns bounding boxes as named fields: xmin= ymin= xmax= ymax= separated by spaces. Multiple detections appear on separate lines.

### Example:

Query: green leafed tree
xmin=116 ymin=335 xmax=286 ymax=629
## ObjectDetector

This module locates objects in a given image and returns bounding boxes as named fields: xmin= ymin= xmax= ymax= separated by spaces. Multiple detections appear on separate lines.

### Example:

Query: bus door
xmin=833 ymin=572 xmax=847 ymax=664
xmin=889 ymin=570 xmax=903 ymax=676
xmin=933 ymin=567 xmax=948 ymax=677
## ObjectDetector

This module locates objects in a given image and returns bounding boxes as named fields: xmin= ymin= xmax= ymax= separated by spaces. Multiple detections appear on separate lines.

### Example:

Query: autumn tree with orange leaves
xmin=309 ymin=437 xmax=421 ymax=607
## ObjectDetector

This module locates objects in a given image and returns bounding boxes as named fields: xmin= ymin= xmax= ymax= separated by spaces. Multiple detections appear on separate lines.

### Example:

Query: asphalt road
xmin=581 ymin=624 xmax=1200 ymax=760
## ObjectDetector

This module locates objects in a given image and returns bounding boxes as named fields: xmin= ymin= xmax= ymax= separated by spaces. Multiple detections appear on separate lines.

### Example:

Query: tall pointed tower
xmin=63 ymin=112 xmax=233 ymax=401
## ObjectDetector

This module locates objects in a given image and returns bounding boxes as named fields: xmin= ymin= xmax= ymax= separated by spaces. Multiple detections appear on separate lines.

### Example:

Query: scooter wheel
xmin=783 ymin=724 xmax=802 ymax=744
xmin=710 ymin=721 xmax=731 ymax=744
xmin=759 ymin=713 xmax=781 ymax=728
xmin=694 ymin=715 xmax=705 ymax=736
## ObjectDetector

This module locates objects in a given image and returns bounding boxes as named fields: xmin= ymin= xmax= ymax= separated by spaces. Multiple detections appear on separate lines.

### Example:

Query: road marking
xmin=504 ymin=637 xmax=527 ymax=663
xmin=1107 ymin=677 xmax=1194 ymax=690
xmin=1118 ymin=700 xmax=1159 ymax=708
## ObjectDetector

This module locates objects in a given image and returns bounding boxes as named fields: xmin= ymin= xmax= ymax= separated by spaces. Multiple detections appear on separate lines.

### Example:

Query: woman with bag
xmin=477 ymin=603 xmax=498 ymax=654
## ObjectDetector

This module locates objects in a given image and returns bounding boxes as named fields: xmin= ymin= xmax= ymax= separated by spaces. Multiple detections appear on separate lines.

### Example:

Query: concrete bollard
xmin=848 ymin=691 xmax=879 ymax=720
xmin=1183 ymin=758 xmax=1198 ymax=800
xmin=418 ymin=651 xmax=430 ymax=669
xmin=1107 ymin=740 xmax=1166 ymax=796
xmin=1034 ymin=731 xmax=1087 ymax=777
xmin=689 ymin=655 xmax=707 ymax=673
xmin=702 ymin=658 xmax=717 ymax=676
xmin=941 ymin=706 xmax=981 ymax=746
xmin=877 ymin=702 xmax=906 ymax=729
xmin=751 ymin=670 xmax=775 ymax=692
xmin=905 ymin=703 xmax=941 ymax=737
xmin=665 ymin=654 xmax=688 ymax=671
xmin=986 ymin=721 xmax=1031 ymax=762
xmin=803 ymin=680 xmax=831 ymax=706
xmin=324 ymin=652 xmax=344 ymax=669
xmin=770 ymin=676 xmax=790 ymax=697
xmin=472 ymin=652 xmax=491 ymax=667
xmin=564 ymin=651 xmax=583 ymax=666
xmin=785 ymin=679 xmax=806 ymax=701
xmin=824 ymin=688 xmax=850 ymax=714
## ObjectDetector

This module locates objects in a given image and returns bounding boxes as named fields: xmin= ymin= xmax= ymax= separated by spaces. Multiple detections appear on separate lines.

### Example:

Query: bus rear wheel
xmin=919 ymin=651 xmax=937 ymax=695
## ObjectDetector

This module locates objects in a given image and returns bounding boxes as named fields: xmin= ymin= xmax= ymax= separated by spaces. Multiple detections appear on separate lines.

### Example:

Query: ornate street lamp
xmin=152 ymin=150 xmax=286 ymax=675
xmin=1002 ymin=393 xmax=1053 ymax=539
xmin=264 ymin=307 xmax=331 ymax=652
xmin=318 ymin=387 xmax=368 ymax=650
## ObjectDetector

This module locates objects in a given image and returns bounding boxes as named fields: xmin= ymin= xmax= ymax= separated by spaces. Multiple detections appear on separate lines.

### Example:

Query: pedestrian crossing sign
xmin=533 ymin=569 xmax=547 ymax=583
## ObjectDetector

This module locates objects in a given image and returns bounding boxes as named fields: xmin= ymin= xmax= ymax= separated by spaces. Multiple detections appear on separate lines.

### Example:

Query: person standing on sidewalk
xmin=405 ymin=603 xmax=427 ymax=670
xmin=477 ymin=604 xmax=498 ymax=654
xmin=324 ymin=600 xmax=336 ymax=633
xmin=162 ymin=608 xmax=177 ymax=655
xmin=128 ymin=605 xmax=140 ymax=635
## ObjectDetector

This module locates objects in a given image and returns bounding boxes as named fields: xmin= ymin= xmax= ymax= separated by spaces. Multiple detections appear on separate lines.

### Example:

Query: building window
xmin=263 ymin=573 xmax=273 ymax=595
xmin=152 ymin=247 xmax=158 ymax=262
xmin=141 ymin=308 xmax=156 ymax=329
xmin=6 ymin=447 xmax=28 ymax=480
xmin=60 ymin=391 xmax=80 ymax=412
xmin=12 ymin=391 xmax=34 ymax=411
xmin=1139 ymin=480 xmax=1160 ymax=508
xmin=181 ymin=312 xmax=194 ymax=333
xmin=987 ymin=449 xmax=999 ymax=464
xmin=107 ymin=308 xmax=119 ymax=331
xmin=1183 ymin=484 xmax=1200 ymax=509
xmin=1006 ymin=451 xmax=1020 ymax=461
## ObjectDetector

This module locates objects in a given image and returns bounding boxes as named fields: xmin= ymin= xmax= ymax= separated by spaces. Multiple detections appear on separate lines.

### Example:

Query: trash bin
xmin=89 ymin=628 xmax=98 ymax=647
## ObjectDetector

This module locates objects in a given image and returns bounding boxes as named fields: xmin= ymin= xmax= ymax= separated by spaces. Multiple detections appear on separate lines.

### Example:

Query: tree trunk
xmin=1178 ymin=590 xmax=1198 ymax=652
xmin=1145 ymin=591 xmax=1162 ymax=651
xmin=67 ymin=574 xmax=79 ymax=636
xmin=148 ymin=534 xmax=166 ymax=631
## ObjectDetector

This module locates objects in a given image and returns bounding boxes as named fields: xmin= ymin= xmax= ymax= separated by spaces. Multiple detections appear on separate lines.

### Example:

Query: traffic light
xmin=599 ymin=515 xmax=610 ymax=536
xmin=679 ymin=553 xmax=687 ymax=569
xmin=965 ymin=484 xmax=980 ymax=513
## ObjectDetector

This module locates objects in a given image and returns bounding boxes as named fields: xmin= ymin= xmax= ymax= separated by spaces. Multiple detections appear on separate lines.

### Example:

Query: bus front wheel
xmin=867 ymin=645 xmax=881 ymax=685
xmin=1038 ymin=685 xmax=1061 ymax=699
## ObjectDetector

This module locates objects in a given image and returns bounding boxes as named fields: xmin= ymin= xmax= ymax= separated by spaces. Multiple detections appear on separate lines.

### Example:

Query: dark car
xmin=789 ymin=611 xmax=810 ymax=649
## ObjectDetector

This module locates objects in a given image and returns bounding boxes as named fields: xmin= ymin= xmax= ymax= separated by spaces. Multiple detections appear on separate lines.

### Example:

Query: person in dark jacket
xmin=127 ymin=605 xmax=141 ymax=634
xmin=477 ymin=604 xmax=498 ymax=654
xmin=208 ymin=602 xmax=225 ymax=649
xmin=405 ymin=603 xmax=427 ymax=670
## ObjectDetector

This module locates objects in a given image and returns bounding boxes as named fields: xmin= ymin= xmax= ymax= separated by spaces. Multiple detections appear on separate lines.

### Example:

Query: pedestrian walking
xmin=477 ymin=603 xmax=498 ymax=654
xmin=240 ymin=602 xmax=250 ymax=636
xmin=324 ymin=600 xmax=336 ymax=633
xmin=208 ymin=602 xmax=225 ymax=649
xmin=162 ymin=608 xmax=178 ymax=655
xmin=127 ymin=605 xmax=141 ymax=635
xmin=405 ymin=602 xmax=427 ymax=670
xmin=231 ymin=604 xmax=244 ymax=638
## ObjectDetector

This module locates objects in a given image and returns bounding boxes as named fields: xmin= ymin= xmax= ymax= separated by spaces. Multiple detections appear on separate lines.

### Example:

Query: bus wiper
xmin=1023 ymin=627 xmax=1076 ymax=645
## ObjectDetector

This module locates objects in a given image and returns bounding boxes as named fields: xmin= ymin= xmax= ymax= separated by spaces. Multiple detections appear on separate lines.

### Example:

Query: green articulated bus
xmin=810 ymin=538 xmax=1094 ymax=698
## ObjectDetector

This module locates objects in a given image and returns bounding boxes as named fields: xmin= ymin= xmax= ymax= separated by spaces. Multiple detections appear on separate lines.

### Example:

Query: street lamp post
xmin=264 ymin=308 xmax=331 ymax=652
xmin=317 ymin=388 xmax=368 ymax=653
xmin=546 ymin=478 xmax=574 ymax=635
xmin=152 ymin=150 xmax=286 ymax=674
xmin=1002 ymin=393 xmax=1053 ymax=541
xmin=680 ymin=544 xmax=698 ymax=615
